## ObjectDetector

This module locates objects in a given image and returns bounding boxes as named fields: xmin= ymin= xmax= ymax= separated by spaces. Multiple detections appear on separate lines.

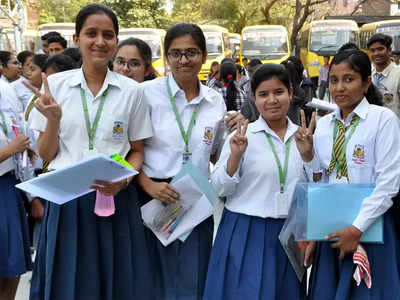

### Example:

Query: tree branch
xmin=261 ymin=0 xmax=280 ymax=24
xmin=350 ymin=0 xmax=368 ymax=15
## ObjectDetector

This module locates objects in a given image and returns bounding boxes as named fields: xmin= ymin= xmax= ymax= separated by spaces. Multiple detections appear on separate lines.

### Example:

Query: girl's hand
xmin=8 ymin=134 xmax=30 ymax=154
xmin=144 ymin=180 xmax=180 ymax=204
xmin=24 ymin=74 xmax=62 ymax=122
xmin=326 ymin=225 xmax=362 ymax=260
xmin=90 ymin=179 xmax=127 ymax=196
xmin=230 ymin=120 xmax=248 ymax=160
xmin=295 ymin=110 xmax=315 ymax=162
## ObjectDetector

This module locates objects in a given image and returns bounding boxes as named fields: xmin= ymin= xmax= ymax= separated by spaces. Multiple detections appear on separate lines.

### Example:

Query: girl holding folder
xmin=26 ymin=4 xmax=154 ymax=300
xmin=203 ymin=64 xmax=310 ymax=299
xmin=296 ymin=49 xmax=400 ymax=299
xmin=136 ymin=23 xmax=226 ymax=299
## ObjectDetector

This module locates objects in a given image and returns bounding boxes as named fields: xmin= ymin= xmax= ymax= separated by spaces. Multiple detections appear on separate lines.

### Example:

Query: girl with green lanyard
xmin=136 ymin=23 xmax=226 ymax=299
xmin=26 ymin=4 xmax=154 ymax=300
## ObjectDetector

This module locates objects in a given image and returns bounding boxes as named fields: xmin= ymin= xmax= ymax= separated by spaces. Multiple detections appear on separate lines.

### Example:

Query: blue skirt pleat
xmin=308 ymin=210 xmax=400 ymax=300
xmin=0 ymin=174 xmax=32 ymax=277
xmin=29 ymin=185 xmax=155 ymax=300
xmin=203 ymin=208 xmax=306 ymax=300
xmin=137 ymin=184 xmax=213 ymax=300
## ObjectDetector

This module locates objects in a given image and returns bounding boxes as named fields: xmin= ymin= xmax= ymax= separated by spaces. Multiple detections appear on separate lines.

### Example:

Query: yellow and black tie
xmin=326 ymin=115 xmax=358 ymax=179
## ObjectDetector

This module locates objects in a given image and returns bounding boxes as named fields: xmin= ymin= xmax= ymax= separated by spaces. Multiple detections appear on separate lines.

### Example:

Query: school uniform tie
xmin=326 ymin=115 xmax=359 ymax=179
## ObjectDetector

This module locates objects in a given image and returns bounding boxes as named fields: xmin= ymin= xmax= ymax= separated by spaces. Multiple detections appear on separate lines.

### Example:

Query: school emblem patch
xmin=203 ymin=127 xmax=214 ymax=145
xmin=352 ymin=144 xmax=365 ymax=164
xmin=112 ymin=121 xmax=124 ymax=139
xmin=384 ymin=93 xmax=393 ymax=103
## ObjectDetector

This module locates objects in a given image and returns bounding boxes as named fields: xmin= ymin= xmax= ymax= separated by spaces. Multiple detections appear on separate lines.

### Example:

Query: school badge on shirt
xmin=384 ymin=93 xmax=393 ymax=103
xmin=112 ymin=121 xmax=124 ymax=140
xmin=352 ymin=144 xmax=365 ymax=165
xmin=203 ymin=127 xmax=214 ymax=145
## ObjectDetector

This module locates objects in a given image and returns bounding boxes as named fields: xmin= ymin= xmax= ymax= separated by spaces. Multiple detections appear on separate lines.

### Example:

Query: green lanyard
xmin=0 ymin=110 xmax=8 ymax=136
xmin=332 ymin=116 xmax=360 ymax=176
xmin=80 ymin=87 xmax=109 ymax=150
xmin=166 ymin=77 xmax=199 ymax=153
xmin=264 ymin=132 xmax=291 ymax=193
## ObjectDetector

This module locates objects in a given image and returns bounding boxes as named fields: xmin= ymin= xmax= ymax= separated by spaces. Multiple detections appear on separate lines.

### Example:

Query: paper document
xmin=15 ymin=154 xmax=137 ymax=205
xmin=141 ymin=175 xmax=213 ymax=246
xmin=306 ymin=98 xmax=337 ymax=112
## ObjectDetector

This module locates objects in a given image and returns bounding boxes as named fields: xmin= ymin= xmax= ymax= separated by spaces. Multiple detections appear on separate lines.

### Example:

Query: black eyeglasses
xmin=167 ymin=49 xmax=202 ymax=61
xmin=113 ymin=58 xmax=143 ymax=69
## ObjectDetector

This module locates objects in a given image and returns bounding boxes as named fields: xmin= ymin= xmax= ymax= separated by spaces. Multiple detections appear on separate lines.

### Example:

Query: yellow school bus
xmin=360 ymin=20 xmax=400 ymax=56
xmin=298 ymin=20 xmax=359 ymax=84
xmin=198 ymin=25 xmax=231 ymax=82
xmin=228 ymin=33 xmax=241 ymax=61
xmin=37 ymin=23 xmax=75 ymax=52
xmin=119 ymin=28 xmax=166 ymax=76
xmin=240 ymin=25 xmax=290 ymax=65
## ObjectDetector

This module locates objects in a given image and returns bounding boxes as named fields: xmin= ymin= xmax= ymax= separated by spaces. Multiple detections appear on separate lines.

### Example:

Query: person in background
xmin=204 ymin=64 xmax=310 ymax=299
xmin=206 ymin=61 xmax=221 ymax=89
xmin=0 ymin=51 xmax=21 ymax=84
xmin=17 ymin=51 xmax=34 ymax=80
xmin=47 ymin=35 xmax=67 ymax=56
xmin=318 ymin=56 xmax=330 ymax=100
xmin=218 ymin=62 xmax=247 ymax=111
xmin=242 ymin=57 xmax=249 ymax=71
xmin=62 ymin=47 xmax=82 ymax=67
xmin=112 ymin=37 xmax=156 ymax=83
xmin=392 ymin=50 xmax=400 ymax=66
xmin=40 ymin=31 xmax=61 ymax=55
xmin=42 ymin=54 xmax=77 ymax=76
xmin=368 ymin=33 xmax=400 ymax=118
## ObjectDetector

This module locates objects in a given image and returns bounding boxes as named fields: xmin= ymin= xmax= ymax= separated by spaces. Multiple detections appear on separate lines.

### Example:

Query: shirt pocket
xmin=99 ymin=113 xmax=128 ymax=145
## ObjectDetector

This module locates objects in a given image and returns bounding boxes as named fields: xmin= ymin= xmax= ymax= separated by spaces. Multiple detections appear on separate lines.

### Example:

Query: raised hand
xmin=230 ymin=120 xmax=249 ymax=159
xmin=295 ymin=110 xmax=315 ymax=162
xmin=23 ymin=73 xmax=62 ymax=122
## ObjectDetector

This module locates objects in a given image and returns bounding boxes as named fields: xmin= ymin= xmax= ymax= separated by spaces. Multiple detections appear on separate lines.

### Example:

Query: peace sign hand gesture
xmin=295 ymin=110 xmax=316 ymax=162
xmin=230 ymin=120 xmax=249 ymax=160
xmin=23 ymin=73 xmax=62 ymax=122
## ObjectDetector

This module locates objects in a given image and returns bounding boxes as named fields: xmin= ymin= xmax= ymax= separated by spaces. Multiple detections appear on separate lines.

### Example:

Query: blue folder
xmin=295 ymin=183 xmax=383 ymax=243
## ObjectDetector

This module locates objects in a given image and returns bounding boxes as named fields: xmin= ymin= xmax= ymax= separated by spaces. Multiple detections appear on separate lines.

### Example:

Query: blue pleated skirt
xmin=203 ymin=208 xmax=306 ymax=300
xmin=137 ymin=183 xmax=214 ymax=300
xmin=29 ymin=185 xmax=155 ymax=300
xmin=308 ymin=210 xmax=400 ymax=300
xmin=0 ymin=172 xmax=32 ymax=277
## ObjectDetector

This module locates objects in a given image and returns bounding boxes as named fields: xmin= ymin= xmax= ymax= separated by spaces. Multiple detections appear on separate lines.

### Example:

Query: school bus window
xmin=205 ymin=32 xmax=223 ymax=55
xmin=242 ymin=30 xmax=288 ymax=60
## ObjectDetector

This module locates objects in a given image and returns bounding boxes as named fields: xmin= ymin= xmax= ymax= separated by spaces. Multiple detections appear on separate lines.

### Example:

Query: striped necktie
xmin=326 ymin=114 xmax=359 ymax=179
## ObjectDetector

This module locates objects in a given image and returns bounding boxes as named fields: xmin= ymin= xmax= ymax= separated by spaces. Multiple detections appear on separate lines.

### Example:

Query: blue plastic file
xmin=295 ymin=183 xmax=383 ymax=243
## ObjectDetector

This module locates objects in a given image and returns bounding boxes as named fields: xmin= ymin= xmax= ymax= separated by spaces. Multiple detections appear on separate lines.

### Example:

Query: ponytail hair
xmin=330 ymin=49 xmax=383 ymax=106
xmin=220 ymin=62 xmax=238 ymax=111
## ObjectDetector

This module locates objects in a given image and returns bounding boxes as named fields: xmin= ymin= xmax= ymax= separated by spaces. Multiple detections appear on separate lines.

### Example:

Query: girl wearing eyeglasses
xmin=112 ymin=37 xmax=157 ymax=83
xmin=136 ymin=22 xmax=226 ymax=300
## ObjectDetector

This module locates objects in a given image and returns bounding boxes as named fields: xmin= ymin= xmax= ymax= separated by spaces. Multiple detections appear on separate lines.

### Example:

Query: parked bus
xmin=36 ymin=23 xmax=75 ymax=52
xmin=198 ymin=25 xmax=230 ymax=82
xmin=240 ymin=25 xmax=290 ymax=65
xmin=298 ymin=19 xmax=359 ymax=85
xmin=119 ymin=28 xmax=166 ymax=76
xmin=360 ymin=20 xmax=400 ymax=55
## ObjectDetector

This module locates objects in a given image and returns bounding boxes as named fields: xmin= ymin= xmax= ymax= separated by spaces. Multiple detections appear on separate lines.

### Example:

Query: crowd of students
xmin=0 ymin=3 xmax=399 ymax=300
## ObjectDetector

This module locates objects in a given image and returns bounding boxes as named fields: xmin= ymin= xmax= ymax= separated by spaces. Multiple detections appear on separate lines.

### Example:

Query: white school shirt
xmin=0 ymin=78 xmax=23 ymax=117
xmin=30 ymin=68 xmax=153 ymax=170
xmin=211 ymin=117 xmax=308 ymax=218
xmin=141 ymin=72 xmax=226 ymax=178
xmin=11 ymin=76 xmax=34 ymax=110
xmin=306 ymin=98 xmax=400 ymax=232
xmin=372 ymin=62 xmax=400 ymax=118
xmin=0 ymin=104 xmax=18 ymax=175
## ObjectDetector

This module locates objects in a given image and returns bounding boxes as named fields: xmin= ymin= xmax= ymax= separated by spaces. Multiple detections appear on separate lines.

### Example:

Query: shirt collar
xmin=251 ymin=116 xmax=298 ymax=143
xmin=0 ymin=76 xmax=10 ymax=84
xmin=373 ymin=61 xmax=396 ymax=77
xmin=332 ymin=97 xmax=369 ymax=122
xmin=68 ymin=67 xmax=121 ymax=91
xmin=167 ymin=72 xmax=213 ymax=104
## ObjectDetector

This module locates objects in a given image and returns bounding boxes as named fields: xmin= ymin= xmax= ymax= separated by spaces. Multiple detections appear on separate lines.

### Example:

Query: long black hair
xmin=220 ymin=62 xmax=238 ymax=111
xmin=330 ymin=49 xmax=383 ymax=106
xmin=75 ymin=3 xmax=118 ymax=37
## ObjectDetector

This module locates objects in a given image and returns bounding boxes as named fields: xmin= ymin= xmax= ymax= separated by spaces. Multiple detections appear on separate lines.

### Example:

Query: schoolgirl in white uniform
xmin=136 ymin=23 xmax=226 ymax=300
xmin=296 ymin=49 xmax=400 ymax=299
xmin=0 ymin=97 xmax=32 ymax=300
xmin=27 ymin=4 xmax=154 ymax=300
xmin=204 ymin=64 xmax=309 ymax=300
